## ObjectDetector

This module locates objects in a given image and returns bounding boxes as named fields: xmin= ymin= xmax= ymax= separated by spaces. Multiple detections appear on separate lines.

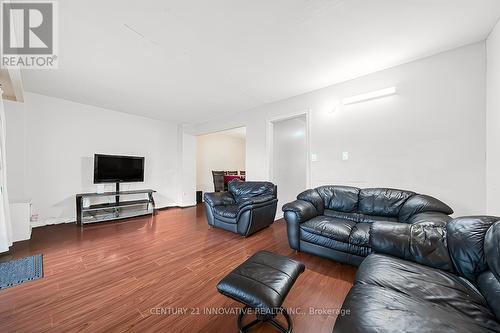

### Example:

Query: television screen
xmin=94 ymin=154 xmax=144 ymax=183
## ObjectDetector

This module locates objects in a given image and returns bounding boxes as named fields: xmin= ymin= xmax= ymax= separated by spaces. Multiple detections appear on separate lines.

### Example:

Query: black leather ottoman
xmin=217 ymin=251 xmax=305 ymax=333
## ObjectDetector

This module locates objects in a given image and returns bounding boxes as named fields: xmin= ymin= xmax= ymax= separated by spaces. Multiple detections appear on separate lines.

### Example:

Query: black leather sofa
xmin=282 ymin=186 xmax=453 ymax=266
xmin=204 ymin=180 xmax=278 ymax=237
xmin=334 ymin=216 xmax=500 ymax=333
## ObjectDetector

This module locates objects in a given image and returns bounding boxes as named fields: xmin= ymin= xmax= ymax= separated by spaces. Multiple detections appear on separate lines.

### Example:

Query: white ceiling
xmin=0 ymin=70 xmax=16 ymax=101
xmin=219 ymin=127 xmax=246 ymax=140
xmin=21 ymin=0 xmax=500 ymax=123
xmin=198 ymin=127 xmax=247 ymax=140
xmin=198 ymin=126 xmax=246 ymax=140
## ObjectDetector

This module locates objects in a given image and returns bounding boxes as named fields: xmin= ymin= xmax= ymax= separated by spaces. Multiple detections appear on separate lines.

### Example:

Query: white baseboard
xmin=31 ymin=217 xmax=75 ymax=228
xmin=30 ymin=203 xmax=198 ymax=228
xmin=178 ymin=201 xmax=197 ymax=208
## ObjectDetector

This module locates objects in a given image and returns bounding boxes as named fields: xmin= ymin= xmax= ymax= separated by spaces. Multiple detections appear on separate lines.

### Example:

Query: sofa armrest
xmin=282 ymin=200 xmax=318 ymax=251
xmin=282 ymin=200 xmax=318 ymax=223
xmin=406 ymin=212 xmax=452 ymax=226
xmin=399 ymin=194 xmax=453 ymax=222
xmin=237 ymin=195 xmax=275 ymax=210
xmin=370 ymin=221 xmax=454 ymax=272
xmin=297 ymin=189 xmax=325 ymax=215
xmin=204 ymin=192 xmax=235 ymax=207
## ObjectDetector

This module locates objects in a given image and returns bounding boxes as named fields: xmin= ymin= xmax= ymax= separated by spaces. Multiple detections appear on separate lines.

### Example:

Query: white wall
xmin=487 ymin=20 xmax=500 ymax=216
xmin=5 ymin=92 xmax=180 ymax=226
xmin=195 ymin=43 xmax=487 ymax=216
xmin=4 ymin=100 xmax=26 ymax=202
xmin=196 ymin=130 xmax=246 ymax=195
xmin=178 ymin=125 xmax=197 ymax=206
xmin=273 ymin=116 xmax=307 ymax=217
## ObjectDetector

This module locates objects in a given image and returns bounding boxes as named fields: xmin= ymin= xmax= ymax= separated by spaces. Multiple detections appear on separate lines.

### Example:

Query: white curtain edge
xmin=0 ymin=87 xmax=13 ymax=252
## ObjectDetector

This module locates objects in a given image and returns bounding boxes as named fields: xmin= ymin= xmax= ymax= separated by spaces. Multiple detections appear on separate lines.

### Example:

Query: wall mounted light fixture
xmin=342 ymin=87 xmax=397 ymax=105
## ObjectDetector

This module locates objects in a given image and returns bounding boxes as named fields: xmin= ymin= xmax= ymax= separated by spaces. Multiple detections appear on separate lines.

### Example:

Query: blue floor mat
xmin=0 ymin=254 xmax=43 ymax=289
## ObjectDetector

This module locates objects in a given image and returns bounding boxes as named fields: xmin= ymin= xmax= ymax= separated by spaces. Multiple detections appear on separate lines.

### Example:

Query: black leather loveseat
xmin=334 ymin=216 xmax=500 ymax=333
xmin=204 ymin=180 xmax=278 ymax=237
xmin=282 ymin=186 xmax=453 ymax=266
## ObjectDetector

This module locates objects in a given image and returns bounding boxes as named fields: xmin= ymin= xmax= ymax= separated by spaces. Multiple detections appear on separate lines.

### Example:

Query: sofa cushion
xmin=323 ymin=210 xmax=398 ymax=224
xmin=334 ymin=254 xmax=500 ymax=333
xmin=370 ymin=221 xmax=454 ymax=272
xmin=213 ymin=205 xmax=239 ymax=220
xmin=299 ymin=230 xmax=371 ymax=257
xmin=316 ymin=186 xmax=359 ymax=213
xmin=357 ymin=214 xmax=398 ymax=224
xmin=483 ymin=221 xmax=500 ymax=320
xmin=478 ymin=271 xmax=500 ymax=322
xmin=348 ymin=223 xmax=371 ymax=247
xmin=356 ymin=255 xmax=490 ymax=313
xmin=399 ymin=194 xmax=453 ymax=222
xmin=204 ymin=191 xmax=236 ymax=207
xmin=323 ymin=210 xmax=359 ymax=222
xmin=300 ymin=216 xmax=355 ymax=243
xmin=229 ymin=180 xmax=276 ymax=204
xmin=334 ymin=284 xmax=500 ymax=333
xmin=485 ymin=221 xmax=500 ymax=282
xmin=447 ymin=216 xmax=499 ymax=281
xmin=358 ymin=188 xmax=415 ymax=217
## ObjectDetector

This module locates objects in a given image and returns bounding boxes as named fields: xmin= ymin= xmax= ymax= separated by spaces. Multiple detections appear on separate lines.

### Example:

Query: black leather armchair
xmin=282 ymin=186 xmax=453 ymax=266
xmin=204 ymin=180 xmax=278 ymax=237
xmin=333 ymin=216 xmax=500 ymax=333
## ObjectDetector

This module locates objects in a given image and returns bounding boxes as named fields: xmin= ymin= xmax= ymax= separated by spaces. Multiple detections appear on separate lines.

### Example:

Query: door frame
xmin=195 ymin=125 xmax=247 ymax=198
xmin=266 ymin=109 xmax=312 ymax=200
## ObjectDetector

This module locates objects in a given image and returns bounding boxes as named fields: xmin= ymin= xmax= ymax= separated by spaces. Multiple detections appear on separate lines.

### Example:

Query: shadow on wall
xmin=34 ymin=157 xmax=94 ymax=225
xmin=81 ymin=156 xmax=94 ymax=191
xmin=51 ymin=196 xmax=77 ymax=224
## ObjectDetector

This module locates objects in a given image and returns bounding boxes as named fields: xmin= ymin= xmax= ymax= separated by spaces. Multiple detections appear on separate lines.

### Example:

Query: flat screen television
xmin=94 ymin=154 xmax=145 ymax=184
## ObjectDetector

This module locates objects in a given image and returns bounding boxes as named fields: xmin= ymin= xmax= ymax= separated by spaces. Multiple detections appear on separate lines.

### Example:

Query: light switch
xmin=342 ymin=152 xmax=349 ymax=161
xmin=311 ymin=153 xmax=318 ymax=162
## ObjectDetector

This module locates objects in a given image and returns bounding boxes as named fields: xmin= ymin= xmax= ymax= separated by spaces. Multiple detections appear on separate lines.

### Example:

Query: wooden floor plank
xmin=0 ymin=204 xmax=356 ymax=333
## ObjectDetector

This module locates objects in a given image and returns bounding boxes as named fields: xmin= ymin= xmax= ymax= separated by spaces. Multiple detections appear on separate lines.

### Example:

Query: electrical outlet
xmin=342 ymin=152 xmax=349 ymax=161
xmin=311 ymin=153 xmax=318 ymax=162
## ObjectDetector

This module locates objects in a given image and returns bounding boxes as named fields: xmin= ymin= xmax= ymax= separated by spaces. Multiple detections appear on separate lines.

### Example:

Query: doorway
xmin=196 ymin=127 xmax=246 ymax=199
xmin=270 ymin=114 xmax=309 ymax=218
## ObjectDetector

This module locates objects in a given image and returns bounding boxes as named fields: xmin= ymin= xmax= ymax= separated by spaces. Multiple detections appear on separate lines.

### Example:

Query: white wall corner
xmin=177 ymin=124 xmax=197 ymax=207
xmin=31 ymin=216 xmax=75 ymax=228
xmin=486 ymin=18 xmax=500 ymax=215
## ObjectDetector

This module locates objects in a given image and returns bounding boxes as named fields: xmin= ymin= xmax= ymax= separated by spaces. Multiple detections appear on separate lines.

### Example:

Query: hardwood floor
xmin=0 ymin=205 xmax=356 ymax=333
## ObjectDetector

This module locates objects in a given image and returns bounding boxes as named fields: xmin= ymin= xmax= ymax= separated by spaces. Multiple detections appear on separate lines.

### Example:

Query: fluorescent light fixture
xmin=342 ymin=87 xmax=397 ymax=105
